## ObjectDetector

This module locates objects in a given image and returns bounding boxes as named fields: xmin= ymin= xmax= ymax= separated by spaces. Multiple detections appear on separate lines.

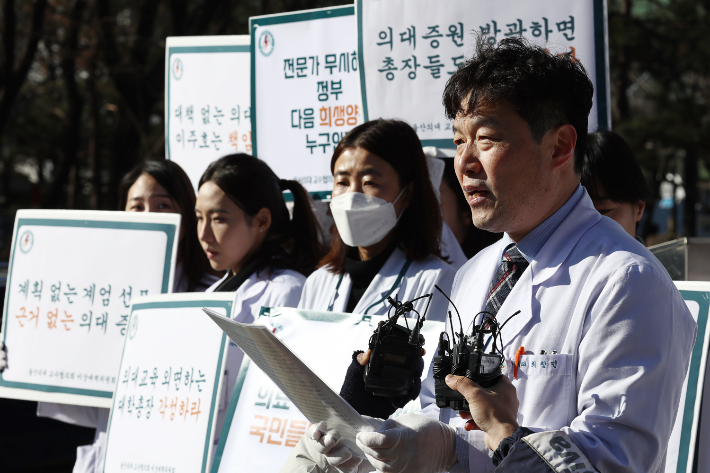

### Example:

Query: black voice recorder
xmin=432 ymin=285 xmax=519 ymax=412
xmin=363 ymin=293 xmax=432 ymax=397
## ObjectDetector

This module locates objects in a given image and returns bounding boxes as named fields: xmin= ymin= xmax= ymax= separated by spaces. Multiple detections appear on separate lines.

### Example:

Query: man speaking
xmin=285 ymin=38 xmax=697 ymax=473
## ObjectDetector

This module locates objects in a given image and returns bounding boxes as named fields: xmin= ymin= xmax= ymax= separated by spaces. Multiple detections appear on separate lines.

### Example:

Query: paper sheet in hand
xmin=203 ymin=308 xmax=371 ymax=451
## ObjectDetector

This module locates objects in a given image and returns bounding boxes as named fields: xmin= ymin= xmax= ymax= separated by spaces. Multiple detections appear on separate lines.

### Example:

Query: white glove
xmin=356 ymin=413 xmax=457 ymax=473
xmin=0 ymin=342 xmax=6 ymax=371
xmin=309 ymin=417 xmax=383 ymax=473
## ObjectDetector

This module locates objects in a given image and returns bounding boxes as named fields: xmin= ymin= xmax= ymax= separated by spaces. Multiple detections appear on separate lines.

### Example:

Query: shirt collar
xmin=503 ymin=184 xmax=584 ymax=262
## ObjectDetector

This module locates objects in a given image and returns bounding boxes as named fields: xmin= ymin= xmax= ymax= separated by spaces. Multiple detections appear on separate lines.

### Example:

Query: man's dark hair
xmin=443 ymin=37 xmax=594 ymax=171
xmin=581 ymin=131 xmax=650 ymax=204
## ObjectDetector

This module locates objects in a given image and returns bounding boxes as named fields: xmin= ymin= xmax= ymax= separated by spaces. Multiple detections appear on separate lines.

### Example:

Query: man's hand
xmin=356 ymin=413 xmax=457 ymax=473
xmin=445 ymin=374 xmax=519 ymax=451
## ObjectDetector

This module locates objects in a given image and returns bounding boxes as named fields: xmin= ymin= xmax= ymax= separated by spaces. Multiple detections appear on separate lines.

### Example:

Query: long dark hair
xmin=198 ymin=153 xmax=325 ymax=277
xmin=582 ymin=131 xmax=650 ymax=204
xmin=320 ymin=119 xmax=443 ymax=274
xmin=118 ymin=159 xmax=211 ymax=292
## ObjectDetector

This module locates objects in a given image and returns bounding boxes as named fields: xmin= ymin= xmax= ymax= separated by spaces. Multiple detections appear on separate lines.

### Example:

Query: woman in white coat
xmin=299 ymin=119 xmax=455 ymax=319
xmin=197 ymin=153 xmax=323 ymax=302
xmin=285 ymin=119 xmax=456 ymax=472
xmin=33 ymin=160 xmax=220 ymax=473
xmin=196 ymin=153 xmax=325 ymax=452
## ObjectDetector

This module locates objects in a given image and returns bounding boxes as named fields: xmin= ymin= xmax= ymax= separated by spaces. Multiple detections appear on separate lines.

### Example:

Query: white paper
xmin=102 ymin=293 xmax=234 ymax=473
xmin=165 ymin=35 xmax=251 ymax=190
xmin=251 ymin=6 xmax=363 ymax=196
xmin=204 ymin=308 xmax=371 ymax=453
xmin=358 ymin=0 xmax=610 ymax=145
xmin=0 ymin=210 xmax=179 ymax=407
xmin=212 ymin=308 xmax=444 ymax=472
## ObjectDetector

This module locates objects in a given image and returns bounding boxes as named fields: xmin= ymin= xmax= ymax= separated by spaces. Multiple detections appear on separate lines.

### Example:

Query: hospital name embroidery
xmin=520 ymin=360 xmax=558 ymax=369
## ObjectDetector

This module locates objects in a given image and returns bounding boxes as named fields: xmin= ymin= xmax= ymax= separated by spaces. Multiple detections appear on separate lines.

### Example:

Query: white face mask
xmin=330 ymin=189 xmax=406 ymax=247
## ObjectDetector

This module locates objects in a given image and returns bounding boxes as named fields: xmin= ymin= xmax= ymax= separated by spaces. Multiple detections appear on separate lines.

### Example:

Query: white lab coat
xmin=422 ymin=152 xmax=469 ymax=271
xmin=420 ymin=189 xmax=697 ymax=473
xmin=298 ymin=247 xmax=455 ymax=323
xmin=280 ymin=249 xmax=454 ymax=472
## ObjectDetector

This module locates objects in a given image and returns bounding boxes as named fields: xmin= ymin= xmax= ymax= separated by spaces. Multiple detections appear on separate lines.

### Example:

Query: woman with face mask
xmin=298 ymin=119 xmax=455 ymax=320
xmin=283 ymin=120 xmax=456 ymax=473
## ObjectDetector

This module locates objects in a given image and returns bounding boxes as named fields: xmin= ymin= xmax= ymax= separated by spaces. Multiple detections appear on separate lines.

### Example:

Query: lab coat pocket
xmin=513 ymin=354 xmax=573 ymax=431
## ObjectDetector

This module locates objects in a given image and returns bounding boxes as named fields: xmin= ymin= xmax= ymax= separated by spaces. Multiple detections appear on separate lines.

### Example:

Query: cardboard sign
xmin=102 ymin=293 xmax=234 ymax=473
xmin=0 ymin=210 xmax=179 ymax=407
xmin=667 ymin=282 xmax=710 ymax=473
xmin=211 ymin=307 xmax=444 ymax=473
xmin=356 ymin=0 xmax=611 ymax=147
xmin=165 ymin=35 xmax=251 ymax=190
xmin=250 ymin=6 xmax=363 ymax=198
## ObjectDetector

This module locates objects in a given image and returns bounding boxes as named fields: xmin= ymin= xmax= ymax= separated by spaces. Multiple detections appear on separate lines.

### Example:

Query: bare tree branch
xmin=2 ymin=0 xmax=16 ymax=88
xmin=97 ymin=0 xmax=160 ymax=131
xmin=0 ymin=0 xmax=47 ymax=136
xmin=169 ymin=0 xmax=188 ymax=35
xmin=43 ymin=0 xmax=87 ymax=208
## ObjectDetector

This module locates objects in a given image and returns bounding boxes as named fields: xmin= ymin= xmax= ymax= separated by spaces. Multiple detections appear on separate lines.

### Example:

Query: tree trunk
xmin=42 ymin=0 xmax=87 ymax=208
xmin=87 ymin=53 xmax=101 ymax=210
xmin=0 ymin=0 xmax=47 ymax=136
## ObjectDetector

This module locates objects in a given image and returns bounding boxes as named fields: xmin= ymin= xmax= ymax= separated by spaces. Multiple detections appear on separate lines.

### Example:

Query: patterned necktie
xmin=485 ymin=243 xmax=529 ymax=317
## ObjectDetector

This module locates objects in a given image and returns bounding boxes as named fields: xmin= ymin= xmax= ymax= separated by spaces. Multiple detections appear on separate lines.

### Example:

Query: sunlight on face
xmin=195 ymin=181 xmax=265 ymax=274
xmin=453 ymin=103 xmax=552 ymax=241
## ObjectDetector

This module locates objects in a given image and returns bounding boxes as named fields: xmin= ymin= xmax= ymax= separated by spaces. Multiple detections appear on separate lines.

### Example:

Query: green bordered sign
xmin=210 ymin=307 xmax=443 ymax=473
xmin=102 ymin=293 xmax=235 ymax=473
xmin=0 ymin=210 xmax=179 ymax=408
xmin=165 ymin=35 xmax=251 ymax=191
xmin=250 ymin=5 xmax=360 ymax=202
xmin=670 ymin=281 xmax=710 ymax=473
xmin=356 ymin=0 xmax=611 ymax=148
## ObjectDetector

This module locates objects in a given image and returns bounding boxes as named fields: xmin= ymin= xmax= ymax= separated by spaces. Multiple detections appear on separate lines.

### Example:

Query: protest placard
xmin=250 ymin=5 xmax=362 ymax=199
xmin=356 ymin=0 xmax=610 ymax=147
xmin=697 ymin=365 xmax=710 ymax=473
xmin=0 ymin=210 xmax=179 ymax=407
xmin=211 ymin=307 xmax=444 ymax=473
xmin=665 ymin=281 xmax=710 ymax=473
xmin=165 ymin=35 xmax=251 ymax=190
xmin=102 ymin=293 xmax=233 ymax=473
